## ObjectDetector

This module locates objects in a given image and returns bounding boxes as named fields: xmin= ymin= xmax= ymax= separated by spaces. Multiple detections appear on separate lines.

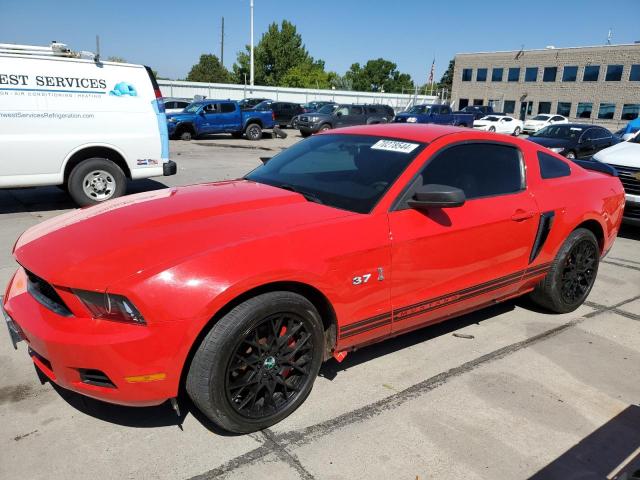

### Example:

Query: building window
xmin=597 ymin=103 xmax=616 ymax=119
xmin=583 ymin=65 xmax=600 ymax=82
xmin=538 ymin=102 xmax=552 ymax=114
xmin=491 ymin=68 xmax=503 ymax=82
xmin=476 ymin=68 xmax=487 ymax=81
xmin=525 ymin=67 xmax=538 ymax=82
xmin=504 ymin=100 xmax=515 ymax=114
xmin=629 ymin=65 xmax=640 ymax=81
xmin=557 ymin=102 xmax=571 ymax=117
xmin=473 ymin=99 xmax=484 ymax=106
xmin=543 ymin=67 xmax=557 ymax=82
xmin=577 ymin=102 xmax=593 ymax=118
xmin=562 ymin=66 xmax=578 ymax=82
xmin=621 ymin=104 xmax=640 ymax=120
xmin=605 ymin=65 xmax=623 ymax=81
xmin=462 ymin=69 xmax=473 ymax=81
xmin=508 ymin=67 xmax=520 ymax=82
xmin=458 ymin=98 xmax=469 ymax=109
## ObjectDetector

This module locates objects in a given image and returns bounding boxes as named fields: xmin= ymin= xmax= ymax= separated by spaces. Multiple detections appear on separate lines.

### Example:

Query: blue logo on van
xmin=109 ymin=82 xmax=137 ymax=97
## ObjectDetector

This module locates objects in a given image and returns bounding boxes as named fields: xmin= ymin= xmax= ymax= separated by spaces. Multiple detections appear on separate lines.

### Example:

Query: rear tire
xmin=513 ymin=127 xmax=521 ymax=136
xmin=488 ymin=126 xmax=496 ymax=132
xmin=529 ymin=228 xmax=599 ymax=313
xmin=245 ymin=123 xmax=263 ymax=141
xmin=67 ymin=158 xmax=126 ymax=206
xmin=186 ymin=291 xmax=324 ymax=433
xmin=180 ymin=130 xmax=192 ymax=141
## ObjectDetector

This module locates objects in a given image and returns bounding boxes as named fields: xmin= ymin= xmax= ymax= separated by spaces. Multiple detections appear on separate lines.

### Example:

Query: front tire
xmin=245 ymin=123 xmax=263 ymax=141
xmin=488 ymin=126 xmax=496 ymax=132
xmin=565 ymin=151 xmax=576 ymax=159
xmin=67 ymin=158 xmax=126 ymax=206
xmin=319 ymin=124 xmax=331 ymax=132
xmin=186 ymin=291 xmax=325 ymax=433
xmin=529 ymin=228 xmax=599 ymax=313
xmin=513 ymin=127 xmax=521 ymax=136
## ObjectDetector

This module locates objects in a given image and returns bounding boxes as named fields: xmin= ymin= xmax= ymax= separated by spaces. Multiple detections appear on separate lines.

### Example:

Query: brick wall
xmin=451 ymin=44 xmax=640 ymax=130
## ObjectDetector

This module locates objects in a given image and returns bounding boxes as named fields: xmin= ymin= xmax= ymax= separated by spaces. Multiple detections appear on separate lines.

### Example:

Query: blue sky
xmin=2 ymin=0 xmax=639 ymax=83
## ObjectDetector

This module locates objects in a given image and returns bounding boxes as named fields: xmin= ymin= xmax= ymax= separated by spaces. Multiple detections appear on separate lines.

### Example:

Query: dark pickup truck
xmin=393 ymin=104 xmax=474 ymax=127
xmin=456 ymin=105 xmax=498 ymax=120
xmin=167 ymin=100 xmax=276 ymax=141
xmin=297 ymin=104 xmax=394 ymax=137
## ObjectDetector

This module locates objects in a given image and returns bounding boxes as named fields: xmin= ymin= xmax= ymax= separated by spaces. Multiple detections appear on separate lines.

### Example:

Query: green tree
xmin=281 ymin=62 xmax=330 ymax=89
xmin=232 ymin=20 xmax=314 ymax=86
xmin=106 ymin=56 xmax=126 ymax=63
xmin=187 ymin=54 xmax=231 ymax=83
xmin=439 ymin=58 xmax=455 ymax=93
xmin=344 ymin=58 xmax=414 ymax=93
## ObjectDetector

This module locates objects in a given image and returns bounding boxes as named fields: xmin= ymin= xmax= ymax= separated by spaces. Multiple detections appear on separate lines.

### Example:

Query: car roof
xmin=326 ymin=123 xmax=467 ymax=142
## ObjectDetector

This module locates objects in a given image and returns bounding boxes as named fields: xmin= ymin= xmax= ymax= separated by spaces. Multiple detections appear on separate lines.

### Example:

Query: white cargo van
xmin=0 ymin=42 xmax=176 ymax=206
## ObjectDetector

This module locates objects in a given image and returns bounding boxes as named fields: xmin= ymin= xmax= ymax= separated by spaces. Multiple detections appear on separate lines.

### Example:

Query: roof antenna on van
xmin=95 ymin=35 xmax=101 ymax=62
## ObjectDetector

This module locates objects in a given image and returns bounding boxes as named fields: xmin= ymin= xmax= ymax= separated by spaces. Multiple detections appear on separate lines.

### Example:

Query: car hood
xmin=166 ymin=112 xmax=195 ymax=122
xmin=527 ymin=137 xmax=573 ymax=149
xmin=14 ymin=181 xmax=353 ymax=291
xmin=593 ymin=141 xmax=640 ymax=167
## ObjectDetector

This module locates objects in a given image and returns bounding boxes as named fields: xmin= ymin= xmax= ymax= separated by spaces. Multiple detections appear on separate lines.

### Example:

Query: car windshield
xmin=317 ymin=104 xmax=338 ymax=114
xmin=532 ymin=125 xmax=584 ymax=139
xmin=254 ymin=101 xmax=272 ymax=110
xmin=245 ymin=134 xmax=425 ymax=213
xmin=483 ymin=116 xmax=500 ymax=121
xmin=531 ymin=115 xmax=551 ymax=121
xmin=406 ymin=105 xmax=428 ymax=114
xmin=184 ymin=102 xmax=203 ymax=113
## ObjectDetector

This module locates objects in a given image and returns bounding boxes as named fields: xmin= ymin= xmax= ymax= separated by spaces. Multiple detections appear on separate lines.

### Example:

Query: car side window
xmin=594 ymin=127 xmax=611 ymax=139
xmin=203 ymin=103 xmax=220 ymax=114
xmin=336 ymin=106 xmax=349 ymax=116
xmin=551 ymin=116 xmax=564 ymax=122
xmin=350 ymin=106 xmax=364 ymax=115
xmin=441 ymin=107 xmax=451 ymax=114
xmin=537 ymin=151 xmax=571 ymax=179
xmin=418 ymin=143 xmax=524 ymax=200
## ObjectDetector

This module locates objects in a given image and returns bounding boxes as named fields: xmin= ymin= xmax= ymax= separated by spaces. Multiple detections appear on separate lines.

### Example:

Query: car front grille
xmin=609 ymin=164 xmax=640 ymax=195
xmin=624 ymin=202 xmax=640 ymax=220
xmin=25 ymin=269 xmax=72 ymax=316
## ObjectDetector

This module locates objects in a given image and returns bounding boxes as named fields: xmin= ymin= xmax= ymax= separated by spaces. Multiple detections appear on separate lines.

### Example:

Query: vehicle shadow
xmin=618 ymin=223 xmax=640 ymax=241
xmin=0 ymin=179 xmax=168 ymax=215
xmin=319 ymin=300 xmax=516 ymax=380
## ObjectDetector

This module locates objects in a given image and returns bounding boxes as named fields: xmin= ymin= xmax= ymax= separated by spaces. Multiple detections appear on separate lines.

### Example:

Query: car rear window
xmin=538 ymin=151 xmax=571 ymax=179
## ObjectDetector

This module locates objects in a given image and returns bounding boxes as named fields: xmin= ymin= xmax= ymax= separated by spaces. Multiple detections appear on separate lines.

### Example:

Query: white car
xmin=593 ymin=131 xmax=640 ymax=226
xmin=0 ymin=42 xmax=176 ymax=206
xmin=473 ymin=115 xmax=523 ymax=136
xmin=163 ymin=98 xmax=191 ymax=114
xmin=523 ymin=114 xmax=568 ymax=134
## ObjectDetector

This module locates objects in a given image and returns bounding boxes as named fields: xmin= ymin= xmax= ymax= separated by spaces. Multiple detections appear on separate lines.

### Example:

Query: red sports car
xmin=3 ymin=124 xmax=625 ymax=433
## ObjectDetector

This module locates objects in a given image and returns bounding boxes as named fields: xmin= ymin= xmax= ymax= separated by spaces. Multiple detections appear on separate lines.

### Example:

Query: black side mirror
xmin=408 ymin=184 xmax=466 ymax=210
xmin=336 ymin=112 xmax=343 ymax=117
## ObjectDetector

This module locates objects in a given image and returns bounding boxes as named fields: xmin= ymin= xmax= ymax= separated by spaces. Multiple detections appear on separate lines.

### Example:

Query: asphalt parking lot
xmin=1 ymin=133 xmax=639 ymax=480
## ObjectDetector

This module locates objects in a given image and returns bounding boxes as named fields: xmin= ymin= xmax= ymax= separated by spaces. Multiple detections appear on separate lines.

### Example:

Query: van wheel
xmin=68 ymin=158 xmax=126 ymax=206
xmin=186 ymin=291 xmax=324 ymax=433
xmin=245 ymin=123 xmax=263 ymax=141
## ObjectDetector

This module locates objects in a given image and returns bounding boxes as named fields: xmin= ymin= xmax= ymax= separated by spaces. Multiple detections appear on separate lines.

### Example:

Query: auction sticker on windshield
xmin=371 ymin=139 xmax=420 ymax=153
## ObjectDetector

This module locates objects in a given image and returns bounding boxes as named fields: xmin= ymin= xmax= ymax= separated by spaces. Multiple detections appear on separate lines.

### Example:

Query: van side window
xmin=537 ymin=151 xmax=571 ymax=179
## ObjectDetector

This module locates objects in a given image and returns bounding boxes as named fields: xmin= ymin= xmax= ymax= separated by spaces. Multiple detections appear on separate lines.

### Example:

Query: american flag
xmin=428 ymin=58 xmax=435 ymax=85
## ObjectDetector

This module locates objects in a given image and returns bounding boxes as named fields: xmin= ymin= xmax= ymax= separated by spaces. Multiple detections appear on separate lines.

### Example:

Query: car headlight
xmin=310 ymin=116 xmax=320 ymax=122
xmin=74 ymin=289 xmax=146 ymax=325
xmin=549 ymin=147 xmax=565 ymax=153
xmin=407 ymin=117 xmax=417 ymax=123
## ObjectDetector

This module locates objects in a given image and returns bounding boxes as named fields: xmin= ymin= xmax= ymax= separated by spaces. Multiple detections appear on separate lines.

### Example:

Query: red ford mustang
xmin=3 ymin=124 xmax=624 ymax=432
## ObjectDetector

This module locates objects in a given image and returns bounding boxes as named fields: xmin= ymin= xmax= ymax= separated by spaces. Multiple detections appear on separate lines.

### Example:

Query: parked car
xmin=292 ymin=101 xmax=337 ymax=129
xmin=523 ymin=114 xmax=568 ymax=134
xmin=593 ymin=130 xmax=640 ymax=225
xmin=473 ymin=115 xmax=523 ymax=136
xmin=0 ymin=41 xmax=176 ymax=206
xmin=298 ymin=103 xmax=393 ymax=137
xmin=238 ymin=97 xmax=271 ymax=110
xmin=456 ymin=105 xmax=498 ymax=120
xmin=163 ymin=98 xmax=192 ymax=114
xmin=527 ymin=124 xmax=618 ymax=159
xmin=3 ymin=124 xmax=624 ymax=434
xmin=394 ymin=104 xmax=474 ymax=127
xmin=254 ymin=101 xmax=304 ymax=128
xmin=166 ymin=100 xmax=275 ymax=141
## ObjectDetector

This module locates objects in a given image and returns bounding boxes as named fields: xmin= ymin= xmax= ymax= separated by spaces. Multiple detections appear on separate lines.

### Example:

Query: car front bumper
xmin=3 ymin=267 xmax=187 ymax=407
xmin=298 ymin=121 xmax=322 ymax=133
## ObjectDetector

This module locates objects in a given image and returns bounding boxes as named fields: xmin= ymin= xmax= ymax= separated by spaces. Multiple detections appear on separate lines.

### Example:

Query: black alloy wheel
xmin=559 ymin=239 xmax=598 ymax=305
xmin=225 ymin=312 xmax=314 ymax=419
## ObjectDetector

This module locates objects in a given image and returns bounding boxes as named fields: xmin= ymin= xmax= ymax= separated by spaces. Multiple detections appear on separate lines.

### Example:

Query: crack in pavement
xmin=261 ymin=428 xmax=316 ymax=480
xmin=602 ymin=259 xmax=640 ymax=273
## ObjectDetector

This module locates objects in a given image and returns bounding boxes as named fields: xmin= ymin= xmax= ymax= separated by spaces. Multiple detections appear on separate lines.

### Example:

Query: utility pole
xmin=250 ymin=0 xmax=254 ymax=86
xmin=220 ymin=17 xmax=224 ymax=66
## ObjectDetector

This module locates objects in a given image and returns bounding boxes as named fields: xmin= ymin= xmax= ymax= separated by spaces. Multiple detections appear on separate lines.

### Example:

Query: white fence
xmin=157 ymin=80 xmax=438 ymax=112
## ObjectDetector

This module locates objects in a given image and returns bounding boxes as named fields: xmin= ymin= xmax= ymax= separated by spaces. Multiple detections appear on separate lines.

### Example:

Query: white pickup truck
xmin=594 ymin=131 xmax=640 ymax=226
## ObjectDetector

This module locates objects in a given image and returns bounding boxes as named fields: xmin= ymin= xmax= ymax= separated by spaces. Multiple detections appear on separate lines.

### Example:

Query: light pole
xmin=250 ymin=0 xmax=254 ymax=86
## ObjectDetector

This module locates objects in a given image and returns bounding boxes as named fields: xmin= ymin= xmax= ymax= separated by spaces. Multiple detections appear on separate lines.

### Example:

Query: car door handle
xmin=511 ymin=210 xmax=536 ymax=221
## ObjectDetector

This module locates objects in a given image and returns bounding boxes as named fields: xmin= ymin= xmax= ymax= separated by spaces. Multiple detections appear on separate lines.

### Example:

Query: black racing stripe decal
xmin=339 ymin=263 xmax=552 ymax=339
xmin=340 ymin=312 xmax=391 ymax=333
